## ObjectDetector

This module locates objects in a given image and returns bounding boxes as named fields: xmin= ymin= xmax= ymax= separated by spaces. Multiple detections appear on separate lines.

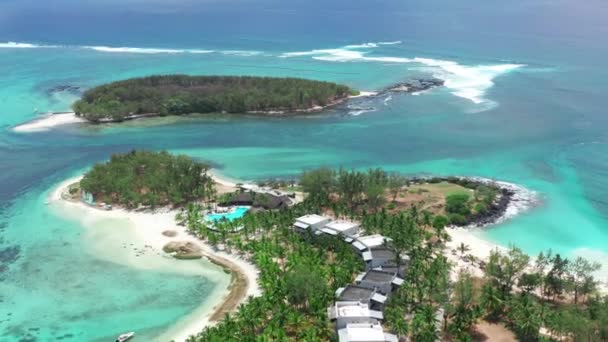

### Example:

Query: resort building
xmin=336 ymin=285 xmax=387 ymax=311
xmin=293 ymin=214 xmax=331 ymax=232
xmin=354 ymin=270 xmax=404 ymax=295
xmin=328 ymin=301 xmax=383 ymax=329
xmin=295 ymin=213 xmax=410 ymax=341
xmin=364 ymin=248 xmax=400 ymax=269
xmin=352 ymin=234 xmax=391 ymax=254
xmin=337 ymin=323 xmax=398 ymax=342
xmin=321 ymin=220 xmax=360 ymax=237
xmin=372 ymin=263 xmax=407 ymax=278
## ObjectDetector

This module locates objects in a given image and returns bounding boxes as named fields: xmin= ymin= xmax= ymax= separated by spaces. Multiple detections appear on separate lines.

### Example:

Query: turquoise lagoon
xmin=2 ymin=0 xmax=608 ymax=340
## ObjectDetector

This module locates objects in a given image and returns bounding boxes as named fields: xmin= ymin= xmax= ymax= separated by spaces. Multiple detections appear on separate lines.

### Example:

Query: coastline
xmin=11 ymin=78 xmax=444 ymax=132
xmin=442 ymin=178 xmax=539 ymax=281
xmin=49 ymin=176 xmax=261 ymax=342
xmin=13 ymin=112 xmax=86 ymax=132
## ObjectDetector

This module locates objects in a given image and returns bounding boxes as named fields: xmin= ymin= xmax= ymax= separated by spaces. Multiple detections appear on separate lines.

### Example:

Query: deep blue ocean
xmin=1 ymin=0 xmax=608 ymax=340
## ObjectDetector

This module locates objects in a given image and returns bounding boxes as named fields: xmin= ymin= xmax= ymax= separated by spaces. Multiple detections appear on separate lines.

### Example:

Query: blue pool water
xmin=205 ymin=207 xmax=250 ymax=222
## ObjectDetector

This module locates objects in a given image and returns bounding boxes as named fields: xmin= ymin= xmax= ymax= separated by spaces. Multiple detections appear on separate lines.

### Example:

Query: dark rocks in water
xmin=408 ymin=176 xmax=518 ymax=228
xmin=163 ymin=241 xmax=203 ymax=259
xmin=385 ymin=78 xmax=445 ymax=94
xmin=468 ymin=188 xmax=515 ymax=227
xmin=0 ymin=245 xmax=20 ymax=275
xmin=46 ymin=85 xmax=82 ymax=96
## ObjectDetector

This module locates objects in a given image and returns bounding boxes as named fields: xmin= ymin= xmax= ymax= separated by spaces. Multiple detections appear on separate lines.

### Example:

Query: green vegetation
xmin=474 ymin=247 xmax=607 ymax=341
xmin=183 ymin=203 xmax=364 ymax=341
xmin=79 ymin=150 xmax=215 ymax=208
xmin=79 ymin=154 xmax=607 ymax=341
xmin=72 ymin=75 xmax=357 ymax=122
xmin=182 ymin=166 xmax=607 ymax=341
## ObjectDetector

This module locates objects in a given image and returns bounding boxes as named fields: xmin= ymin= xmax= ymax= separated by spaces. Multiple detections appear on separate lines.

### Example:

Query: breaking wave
xmin=84 ymin=46 xmax=214 ymax=54
xmin=281 ymin=43 xmax=524 ymax=106
xmin=0 ymin=41 xmax=259 ymax=55
xmin=0 ymin=41 xmax=56 ymax=48
xmin=3 ymin=40 xmax=523 ymax=107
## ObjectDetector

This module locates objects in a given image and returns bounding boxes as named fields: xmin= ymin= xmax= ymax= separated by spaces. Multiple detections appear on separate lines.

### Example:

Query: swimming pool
xmin=205 ymin=206 xmax=250 ymax=222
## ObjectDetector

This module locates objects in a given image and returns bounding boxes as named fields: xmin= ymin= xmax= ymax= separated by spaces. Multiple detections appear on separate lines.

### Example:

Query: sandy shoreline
xmin=444 ymin=179 xmax=538 ymax=281
xmin=49 ymin=176 xmax=261 ymax=342
xmin=13 ymin=112 xmax=86 ymax=132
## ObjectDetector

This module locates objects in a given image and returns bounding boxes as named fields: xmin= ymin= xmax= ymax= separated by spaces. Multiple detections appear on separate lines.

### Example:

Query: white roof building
xmin=328 ymin=301 xmax=383 ymax=329
xmin=321 ymin=220 xmax=360 ymax=237
xmin=294 ymin=214 xmax=331 ymax=230
xmin=352 ymin=234 xmax=391 ymax=252
xmin=337 ymin=323 xmax=398 ymax=342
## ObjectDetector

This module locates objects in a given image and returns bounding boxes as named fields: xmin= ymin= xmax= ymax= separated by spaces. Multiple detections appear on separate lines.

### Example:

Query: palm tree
xmin=457 ymin=243 xmax=471 ymax=257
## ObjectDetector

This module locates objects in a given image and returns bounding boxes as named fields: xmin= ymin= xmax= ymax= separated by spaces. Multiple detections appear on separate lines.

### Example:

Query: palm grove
xmin=182 ymin=167 xmax=608 ymax=341
xmin=81 ymin=151 xmax=608 ymax=340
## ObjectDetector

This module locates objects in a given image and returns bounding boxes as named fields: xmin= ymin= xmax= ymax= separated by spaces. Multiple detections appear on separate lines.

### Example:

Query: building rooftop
xmin=373 ymin=263 xmax=407 ymax=276
xmin=356 ymin=234 xmax=390 ymax=249
xmin=329 ymin=301 xmax=383 ymax=320
xmin=320 ymin=227 xmax=339 ymax=236
xmin=369 ymin=248 xmax=396 ymax=260
xmin=352 ymin=241 xmax=367 ymax=251
xmin=325 ymin=220 xmax=359 ymax=232
xmin=337 ymin=285 xmax=374 ymax=302
xmin=295 ymin=214 xmax=330 ymax=226
xmin=338 ymin=323 xmax=397 ymax=342
xmin=362 ymin=270 xmax=397 ymax=283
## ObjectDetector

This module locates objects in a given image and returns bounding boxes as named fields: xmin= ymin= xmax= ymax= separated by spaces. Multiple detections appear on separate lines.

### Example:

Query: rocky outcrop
xmin=47 ymin=85 xmax=82 ymax=96
xmin=385 ymin=78 xmax=445 ymax=94
xmin=467 ymin=188 xmax=515 ymax=227
xmin=163 ymin=241 xmax=203 ymax=260
xmin=162 ymin=230 xmax=178 ymax=237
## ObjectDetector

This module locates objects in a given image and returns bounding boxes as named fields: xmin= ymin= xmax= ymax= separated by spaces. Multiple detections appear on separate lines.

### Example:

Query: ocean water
xmin=2 ymin=0 xmax=608 ymax=340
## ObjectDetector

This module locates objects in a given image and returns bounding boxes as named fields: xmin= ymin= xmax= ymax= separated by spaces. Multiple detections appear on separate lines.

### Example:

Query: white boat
xmin=115 ymin=332 xmax=135 ymax=342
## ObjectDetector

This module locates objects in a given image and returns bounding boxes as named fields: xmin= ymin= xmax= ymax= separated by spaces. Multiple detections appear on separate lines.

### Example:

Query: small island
xmin=72 ymin=75 xmax=358 ymax=122
xmin=76 ymin=150 xmax=216 ymax=208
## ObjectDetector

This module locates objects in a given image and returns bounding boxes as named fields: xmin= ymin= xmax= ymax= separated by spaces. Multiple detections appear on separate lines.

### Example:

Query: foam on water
xmin=0 ymin=41 xmax=56 ymax=48
xmin=378 ymin=41 xmax=402 ymax=45
xmin=220 ymin=50 xmax=262 ymax=56
xmin=84 ymin=46 xmax=214 ymax=54
xmin=282 ymin=43 xmax=524 ymax=107
xmin=5 ymin=39 xmax=523 ymax=108
xmin=412 ymin=58 xmax=524 ymax=105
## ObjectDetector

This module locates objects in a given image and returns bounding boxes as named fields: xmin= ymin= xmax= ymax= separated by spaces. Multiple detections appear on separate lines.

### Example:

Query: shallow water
xmin=2 ymin=0 xmax=608 ymax=340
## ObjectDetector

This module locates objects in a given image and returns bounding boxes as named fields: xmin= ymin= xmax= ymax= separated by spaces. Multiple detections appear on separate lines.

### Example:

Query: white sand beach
xmin=49 ymin=176 xmax=261 ymax=342
xmin=13 ymin=112 xmax=86 ymax=132
xmin=444 ymin=227 xmax=507 ymax=280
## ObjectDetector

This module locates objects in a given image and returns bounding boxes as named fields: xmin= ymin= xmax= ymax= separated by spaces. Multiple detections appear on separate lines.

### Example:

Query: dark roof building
xmin=354 ymin=270 xmax=404 ymax=295
xmin=336 ymin=285 xmax=387 ymax=311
